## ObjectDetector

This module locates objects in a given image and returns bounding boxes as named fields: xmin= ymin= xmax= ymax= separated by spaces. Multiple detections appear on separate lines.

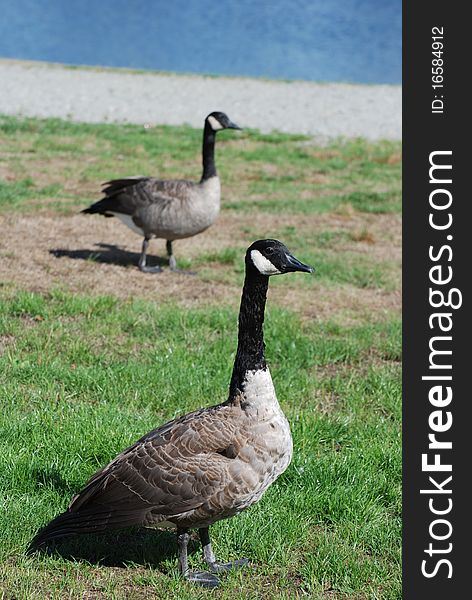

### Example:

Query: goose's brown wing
xmin=102 ymin=177 xmax=196 ymax=200
xmin=30 ymin=405 xmax=245 ymax=548
xmin=73 ymin=405 xmax=243 ymax=510
xmin=81 ymin=177 xmax=196 ymax=217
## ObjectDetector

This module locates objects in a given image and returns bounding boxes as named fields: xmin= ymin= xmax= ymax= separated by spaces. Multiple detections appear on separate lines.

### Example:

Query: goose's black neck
xmin=228 ymin=271 xmax=269 ymax=402
xmin=201 ymin=121 xmax=217 ymax=182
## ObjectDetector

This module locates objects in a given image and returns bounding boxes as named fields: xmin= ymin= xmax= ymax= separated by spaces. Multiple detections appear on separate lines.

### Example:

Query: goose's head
xmin=206 ymin=111 xmax=242 ymax=132
xmin=246 ymin=239 xmax=314 ymax=276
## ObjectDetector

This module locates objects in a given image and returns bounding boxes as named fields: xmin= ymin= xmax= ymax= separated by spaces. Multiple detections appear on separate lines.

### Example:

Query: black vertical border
xmin=403 ymin=3 xmax=469 ymax=598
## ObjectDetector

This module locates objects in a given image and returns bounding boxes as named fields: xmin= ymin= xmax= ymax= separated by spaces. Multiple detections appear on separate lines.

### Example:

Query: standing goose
xmin=29 ymin=239 xmax=314 ymax=588
xmin=81 ymin=111 xmax=241 ymax=273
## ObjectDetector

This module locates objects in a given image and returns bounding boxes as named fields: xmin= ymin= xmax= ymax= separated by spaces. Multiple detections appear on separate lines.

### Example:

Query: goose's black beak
xmin=226 ymin=120 xmax=242 ymax=130
xmin=285 ymin=253 xmax=315 ymax=274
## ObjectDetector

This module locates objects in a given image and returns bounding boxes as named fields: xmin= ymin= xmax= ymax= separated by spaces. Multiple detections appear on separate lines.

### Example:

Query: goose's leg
xmin=138 ymin=237 xmax=162 ymax=273
xmin=199 ymin=527 xmax=249 ymax=573
xmin=166 ymin=240 xmax=178 ymax=272
xmin=177 ymin=528 xmax=220 ymax=588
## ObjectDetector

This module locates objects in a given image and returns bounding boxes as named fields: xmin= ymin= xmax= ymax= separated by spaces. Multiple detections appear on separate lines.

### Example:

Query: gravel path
xmin=0 ymin=60 xmax=401 ymax=140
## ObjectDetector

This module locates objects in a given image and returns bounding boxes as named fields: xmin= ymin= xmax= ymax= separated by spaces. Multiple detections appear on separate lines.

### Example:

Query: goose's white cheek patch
xmin=207 ymin=115 xmax=224 ymax=131
xmin=250 ymin=250 xmax=281 ymax=275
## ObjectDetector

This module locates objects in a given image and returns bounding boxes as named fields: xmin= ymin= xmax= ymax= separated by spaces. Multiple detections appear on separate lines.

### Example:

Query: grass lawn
xmin=0 ymin=115 xmax=401 ymax=599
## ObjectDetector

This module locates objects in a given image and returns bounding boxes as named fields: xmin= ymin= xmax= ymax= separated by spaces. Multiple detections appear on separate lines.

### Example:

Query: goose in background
xmin=29 ymin=239 xmax=314 ymax=588
xmin=81 ymin=112 xmax=241 ymax=273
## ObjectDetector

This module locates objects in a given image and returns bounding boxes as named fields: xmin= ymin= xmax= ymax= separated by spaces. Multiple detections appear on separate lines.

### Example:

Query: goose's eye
xmin=265 ymin=247 xmax=274 ymax=256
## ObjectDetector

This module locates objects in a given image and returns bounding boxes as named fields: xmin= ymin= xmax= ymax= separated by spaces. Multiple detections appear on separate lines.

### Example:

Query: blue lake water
xmin=0 ymin=0 xmax=401 ymax=84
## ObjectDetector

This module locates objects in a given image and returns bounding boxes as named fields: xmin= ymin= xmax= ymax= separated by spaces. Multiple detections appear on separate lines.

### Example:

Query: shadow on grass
xmin=30 ymin=467 xmax=76 ymax=496
xmin=30 ymin=526 xmax=194 ymax=570
xmin=49 ymin=243 xmax=167 ymax=269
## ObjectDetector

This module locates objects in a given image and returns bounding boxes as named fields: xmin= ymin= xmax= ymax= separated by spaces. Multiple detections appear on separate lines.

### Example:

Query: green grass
xmin=183 ymin=240 xmax=398 ymax=292
xmin=0 ymin=115 xmax=401 ymax=217
xmin=0 ymin=114 xmax=401 ymax=598
xmin=0 ymin=290 xmax=401 ymax=599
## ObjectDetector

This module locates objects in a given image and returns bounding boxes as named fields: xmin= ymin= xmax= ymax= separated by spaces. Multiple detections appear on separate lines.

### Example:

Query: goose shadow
xmin=49 ymin=243 xmax=167 ymax=269
xmin=32 ymin=527 xmax=189 ymax=569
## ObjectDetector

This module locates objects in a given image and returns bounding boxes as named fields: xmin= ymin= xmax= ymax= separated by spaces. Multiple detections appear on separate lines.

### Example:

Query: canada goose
xmin=81 ymin=111 xmax=241 ymax=273
xmin=29 ymin=239 xmax=314 ymax=588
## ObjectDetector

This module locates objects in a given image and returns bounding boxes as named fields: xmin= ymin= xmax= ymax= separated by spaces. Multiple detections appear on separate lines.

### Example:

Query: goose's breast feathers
xmin=235 ymin=368 xmax=293 ymax=485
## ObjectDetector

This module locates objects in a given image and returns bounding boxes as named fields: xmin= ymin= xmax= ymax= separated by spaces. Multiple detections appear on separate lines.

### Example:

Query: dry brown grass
xmin=0 ymin=208 xmax=401 ymax=326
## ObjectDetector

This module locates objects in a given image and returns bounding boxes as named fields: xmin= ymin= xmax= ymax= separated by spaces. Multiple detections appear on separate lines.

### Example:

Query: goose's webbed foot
xmin=183 ymin=570 xmax=220 ymax=588
xmin=207 ymin=558 xmax=249 ymax=572
xmin=177 ymin=529 xmax=221 ymax=588
xmin=167 ymin=241 xmax=196 ymax=275
xmin=200 ymin=527 xmax=249 ymax=573
xmin=177 ymin=527 xmax=249 ymax=587
xmin=138 ymin=238 xmax=163 ymax=273
xmin=139 ymin=264 xmax=163 ymax=273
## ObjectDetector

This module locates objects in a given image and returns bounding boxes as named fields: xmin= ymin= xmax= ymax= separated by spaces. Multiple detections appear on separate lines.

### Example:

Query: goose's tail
xmin=80 ymin=198 xmax=115 ymax=216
